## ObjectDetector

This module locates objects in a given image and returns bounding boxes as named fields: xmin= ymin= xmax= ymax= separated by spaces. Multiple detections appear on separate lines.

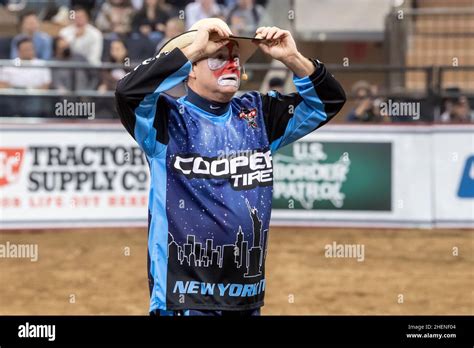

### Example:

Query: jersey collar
xmin=185 ymin=87 xmax=231 ymax=116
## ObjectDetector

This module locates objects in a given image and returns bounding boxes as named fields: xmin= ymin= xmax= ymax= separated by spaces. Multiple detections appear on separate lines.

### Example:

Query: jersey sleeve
xmin=115 ymin=48 xmax=192 ymax=157
xmin=261 ymin=59 xmax=346 ymax=153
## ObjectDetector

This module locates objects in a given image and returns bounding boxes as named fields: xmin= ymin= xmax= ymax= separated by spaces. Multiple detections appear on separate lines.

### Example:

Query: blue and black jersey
xmin=115 ymin=48 xmax=345 ymax=312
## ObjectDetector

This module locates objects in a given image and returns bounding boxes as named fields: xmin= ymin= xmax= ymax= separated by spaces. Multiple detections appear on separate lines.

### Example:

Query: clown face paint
xmin=207 ymin=42 xmax=241 ymax=89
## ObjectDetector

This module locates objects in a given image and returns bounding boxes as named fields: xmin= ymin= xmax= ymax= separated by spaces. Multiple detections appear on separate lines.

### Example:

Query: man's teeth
xmin=218 ymin=75 xmax=239 ymax=86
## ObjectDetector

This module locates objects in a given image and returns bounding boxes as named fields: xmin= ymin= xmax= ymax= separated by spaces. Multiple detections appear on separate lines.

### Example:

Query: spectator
xmin=155 ymin=17 xmax=185 ymax=53
xmin=98 ymin=39 xmax=130 ymax=92
xmin=440 ymin=93 xmax=474 ymax=123
xmin=59 ymin=6 xmax=103 ymax=65
xmin=268 ymin=76 xmax=285 ymax=94
xmin=10 ymin=11 xmax=52 ymax=60
xmin=51 ymin=36 xmax=93 ymax=92
xmin=226 ymin=0 xmax=263 ymax=35
xmin=96 ymin=39 xmax=131 ymax=118
xmin=96 ymin=0 xmax=135 ymax=35
xmin=346 ymin=80 xmax=382 ymax=122
xmin=440 ymin=88 xmax=456 ymax=122
xmin=0 ymin=37 xmax=51 ymax=89
xmin=132 ymin=0 xmax=174 ymax=37
xmin=184 ymin=0 xmax=226 ymax=29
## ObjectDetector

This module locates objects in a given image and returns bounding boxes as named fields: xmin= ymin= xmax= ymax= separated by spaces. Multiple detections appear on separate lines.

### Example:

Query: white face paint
xmin=208 ymin=57 xmax=240 ymax=71
xmin=207 ymin=43 xmax=241 ymax=90
xmin=217 ymin=73 xmax=239 ymax=87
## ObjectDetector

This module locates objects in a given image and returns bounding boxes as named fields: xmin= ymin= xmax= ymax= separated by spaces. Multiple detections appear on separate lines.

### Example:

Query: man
xmin=440 ymin=89 xmax=474 ymax=123
xmin=115 ymin=18 xmax=346 ymax=316
xmin=10 ymin=11 xmax=52 ymax=60
xmin=346 ymin=80 xmax=381 ymax=123
xmin=0 ymin=37 xmax=51 ymax=117
xmin=227 ymin=0 xmax=264 ymax=36
xmin=0 ymin=37 xmax=51 ymax=89
xmin=59 ymin=6 xmax=103 ymax=65
xmin=155 ymin=17 xmax=185 ymax=55
xmin=184 ymin=0 xmax=226 ymax=29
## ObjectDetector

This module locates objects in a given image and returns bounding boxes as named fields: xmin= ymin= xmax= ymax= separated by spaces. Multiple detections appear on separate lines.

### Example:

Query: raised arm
xmin=256 ymin=27 xmax=346 ymax=152
xmin=115 ymin=22 xmax=232 ymax=157
xmin=115 ymin=48 xmax=192 ymax=156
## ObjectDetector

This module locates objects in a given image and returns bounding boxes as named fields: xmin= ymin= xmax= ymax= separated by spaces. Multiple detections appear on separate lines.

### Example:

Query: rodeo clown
xmin=115 ymin=18 xmax=346 ymax=316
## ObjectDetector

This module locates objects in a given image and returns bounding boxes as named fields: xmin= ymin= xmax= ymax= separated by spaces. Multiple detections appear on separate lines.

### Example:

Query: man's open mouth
xmin=217 ymin=74 xmax=239 ymax=87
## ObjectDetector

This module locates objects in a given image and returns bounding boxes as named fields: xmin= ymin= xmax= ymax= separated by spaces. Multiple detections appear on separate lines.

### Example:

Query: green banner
xmin=272 ymin=141 xmax=392 ymax=211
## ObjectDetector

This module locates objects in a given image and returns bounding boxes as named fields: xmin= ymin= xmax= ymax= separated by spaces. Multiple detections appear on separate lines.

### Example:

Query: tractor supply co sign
xmin=0 ymin=124 xmax=149 ymax=228
xmin=0 ymin=123 xmax=472 ymax=229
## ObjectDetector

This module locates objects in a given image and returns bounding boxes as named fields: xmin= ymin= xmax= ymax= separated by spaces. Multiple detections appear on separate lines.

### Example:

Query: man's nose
xmin=227 ymin=59 xmax=239 ymax=70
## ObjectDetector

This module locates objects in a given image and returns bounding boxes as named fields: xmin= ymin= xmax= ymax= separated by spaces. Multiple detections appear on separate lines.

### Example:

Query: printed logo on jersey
xmin=167 ymin=198 xmax=268 ymax=306
xmin=239 ymin=108 xmax=258 ymax=128
xmin=172 ymin=148 xmax=273 ymax=190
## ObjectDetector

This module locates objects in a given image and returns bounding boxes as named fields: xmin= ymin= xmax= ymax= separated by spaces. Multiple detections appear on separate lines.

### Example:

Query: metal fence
xmin=0 ymin=59 xmax=473 ymax=122
xmin=386 ymin=7 xmax=474 ymax=89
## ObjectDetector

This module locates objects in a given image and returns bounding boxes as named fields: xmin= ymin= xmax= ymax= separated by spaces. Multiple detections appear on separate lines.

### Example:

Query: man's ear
xmin=188 ymin=63 xmax=197 ymax=80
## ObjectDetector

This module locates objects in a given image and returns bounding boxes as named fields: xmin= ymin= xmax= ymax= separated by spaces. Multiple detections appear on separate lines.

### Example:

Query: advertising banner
xmin=273 ymin=141 xmax=392 ymax=211
xmin=432 ymin=129 xmax=474 ymax=227
xmin=0 ymin=123 xmax=472 ymax=228
xmin=0 ymin=124 xmax=149 ymax=228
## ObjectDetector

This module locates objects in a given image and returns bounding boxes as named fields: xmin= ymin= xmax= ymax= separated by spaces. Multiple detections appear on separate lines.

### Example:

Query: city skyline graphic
xmin=168 ymin=198 xmax=268 ymax=278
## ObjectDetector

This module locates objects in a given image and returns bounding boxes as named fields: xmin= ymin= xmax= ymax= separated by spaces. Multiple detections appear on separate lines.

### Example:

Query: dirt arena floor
xmin=0 ymin=227 xmax=472 ymax=315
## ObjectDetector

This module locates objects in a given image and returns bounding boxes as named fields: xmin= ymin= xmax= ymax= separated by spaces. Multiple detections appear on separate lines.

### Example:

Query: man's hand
xmin=256 ymin=26 xmax=315 ymax=78
xmin=255 ymin=26 xmax=298 ymax=61
xmin=182 ymin=23 xmax=232 ymax=62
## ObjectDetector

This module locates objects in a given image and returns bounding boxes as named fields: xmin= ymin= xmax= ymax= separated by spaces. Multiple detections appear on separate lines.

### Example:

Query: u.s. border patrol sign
xmin=272 ymin=141 xmax=392 ymax=211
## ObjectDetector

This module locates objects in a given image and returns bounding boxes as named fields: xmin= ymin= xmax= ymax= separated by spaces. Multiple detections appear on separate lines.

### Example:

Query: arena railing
xmin=0 ymin=59 xmax=472 ymax=122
